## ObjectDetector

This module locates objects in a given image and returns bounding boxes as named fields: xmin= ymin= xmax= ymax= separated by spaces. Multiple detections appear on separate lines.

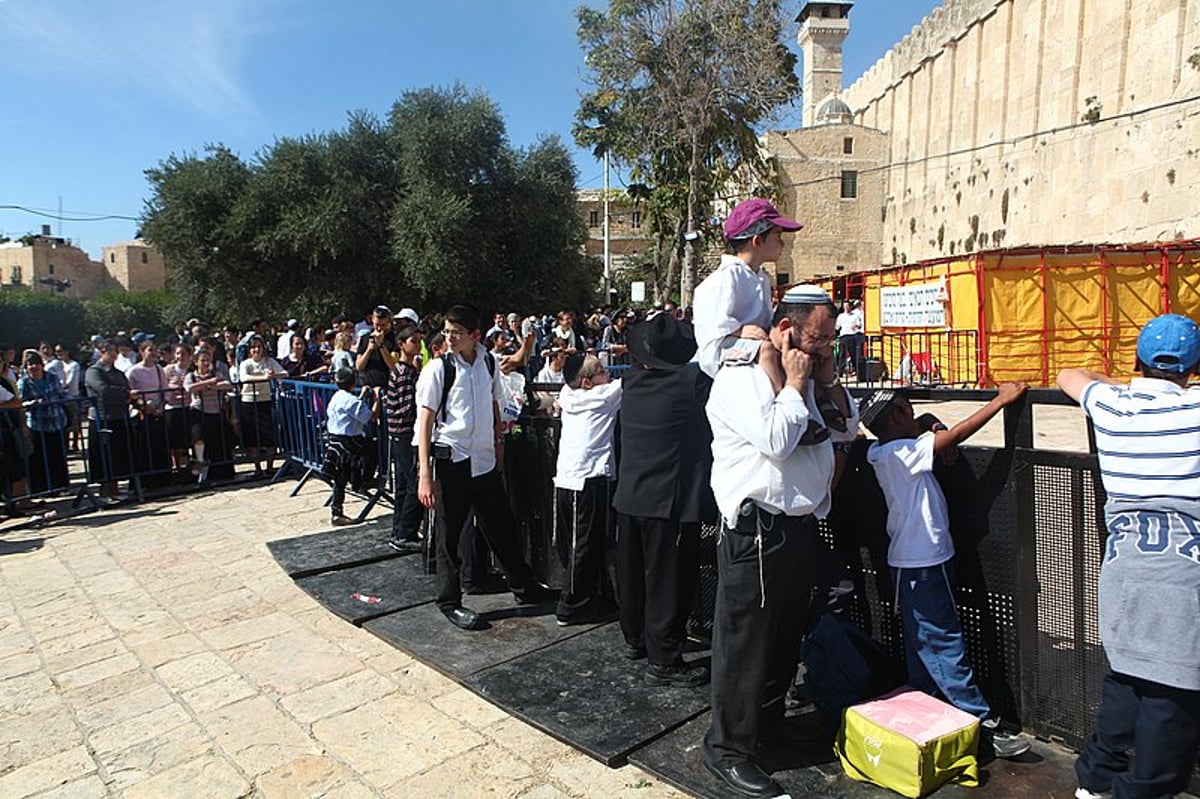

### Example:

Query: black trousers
xmin=554 ymin=478 xmax=615 ymax=620
xmin=1076 ymin=670 xmax=1200 ymax=799
xmin=616 ymin=514 xmax=700 ymax=666
xmin=704 ymin=513 xmax=817 ymax=768
xmin=433 ymin=457 xmax=534 ymax=611
xmin=328 ymin=434 xmax=366 ymax=517
xmin=389 ymin=433 xmax=425 ymax=541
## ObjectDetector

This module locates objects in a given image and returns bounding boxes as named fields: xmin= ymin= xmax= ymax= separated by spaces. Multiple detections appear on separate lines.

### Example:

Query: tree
xmin=142 ymin=87 xmax=594 ymax=323
xmin=575 ymin=0 xmax=799 ymax=306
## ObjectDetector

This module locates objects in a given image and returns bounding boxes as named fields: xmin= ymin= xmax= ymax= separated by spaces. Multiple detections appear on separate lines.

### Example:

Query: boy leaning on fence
xmin=858 ymin=382 xmax=1031 ymax=760
xmin=324 ymin=367 xmax=379 ymax=527
xmin=1058 ymin=314 xmax=1200 ymax=799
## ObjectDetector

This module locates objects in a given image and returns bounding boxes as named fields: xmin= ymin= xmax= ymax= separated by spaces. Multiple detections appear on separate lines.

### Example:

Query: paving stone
xmin=0 ymin=627 xmax=35 ymax=659
xmin=312 ymin=694 xmax=486 ymax=788
xmin=278 ymin=669 xmax=395 ymax=725
xmin=383 ymin=743 xmax=538 ymax=798
xmin=180 ymin=673 xmax=259 ymax=714
xmin=225 ymin=627 xmax=361 ymax=695
xmin=155 ymin=651 xmax=237 ymax=693
xmin=431 ymin=687 xmax=511 ymax=731
xmin=128 ymin=631 xmax=208 ymax=667
xmin=35 ymin=624 xmax=118 ymax=659
xmin=197 ymin=610 xmax=302 ymax=651
xmin=27 ymin=774 xmax=108 ymax=799
xmin=87 ymin=702 xmax=192 ymax=757
xmin=43 ymin=638 xmax=128 ymax=676
xmin=0 ymin=744 xmax=95 ymax=797
xmin=74 ymin=682 xmax=176 ymax=731
xmin=53 ymin=651 xmax=141 ymax=691
xmin=99 ymin=721 xmax=214 ymax=793
xmin=199 ymin=695 xmax=321 ymax=777
xmin=0 ymin=670 xmax=60 ymax=715
xmin=0 ymin=704 xmax=84 ymax=769
xmin=119 ymin=754 xmax=250 ymax=799
xmin=254 ymin=754 xmax=371 ymax=799
xmin=61 ymin=667 xmax=160 ymax=713
xmin=0 ymin=651 xmax=41 ymax=680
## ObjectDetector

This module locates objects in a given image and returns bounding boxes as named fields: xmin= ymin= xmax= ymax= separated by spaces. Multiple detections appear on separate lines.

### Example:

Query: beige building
xmin=765 ymin=0 xmax=1200 ymax=281
xmin=102 ymin=240 xmax=167 ymax=292
xmin=577 ymin=188 xmax=655 ymax=273
xmin=0 ymin=228 xmax=167 ymax=300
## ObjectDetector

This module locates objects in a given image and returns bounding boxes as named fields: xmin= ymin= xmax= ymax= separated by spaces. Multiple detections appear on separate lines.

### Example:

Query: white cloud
xmin=0 ymin=0 xmax=276 ymax=125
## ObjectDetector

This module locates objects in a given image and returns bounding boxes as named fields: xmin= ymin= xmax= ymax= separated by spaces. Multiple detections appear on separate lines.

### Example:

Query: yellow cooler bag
xmin=835 ymin=688 xmax=980 ymax=797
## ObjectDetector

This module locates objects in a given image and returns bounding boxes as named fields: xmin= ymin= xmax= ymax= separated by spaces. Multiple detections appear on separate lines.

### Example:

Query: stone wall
xmin=102 ymin=241 xmax=167 ymax=293
xmin=843 ymin=0 xmax=1200 ymax=266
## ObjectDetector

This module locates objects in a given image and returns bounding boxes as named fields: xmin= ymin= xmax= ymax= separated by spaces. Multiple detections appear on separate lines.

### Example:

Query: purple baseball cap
xmin=1137 ymin=314 xmax=1200 ymax=373
xmin=723 ymin=198 xmax=803 ymax=242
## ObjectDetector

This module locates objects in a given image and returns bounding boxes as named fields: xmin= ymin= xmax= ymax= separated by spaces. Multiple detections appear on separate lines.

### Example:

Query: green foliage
xmin=141 ymin=87 xmax=594 ymax=323
xmin=575 ymin=0 xmax=799 ymax=303
xmin=0 ymin=288 xmax=88 ymax=351
xmin=83 ymin=289 xmax=177 ymax=339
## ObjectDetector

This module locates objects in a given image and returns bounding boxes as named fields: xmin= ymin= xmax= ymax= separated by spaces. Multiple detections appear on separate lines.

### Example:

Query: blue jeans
xmin=894 ymin=563 xmax=991 ymax=720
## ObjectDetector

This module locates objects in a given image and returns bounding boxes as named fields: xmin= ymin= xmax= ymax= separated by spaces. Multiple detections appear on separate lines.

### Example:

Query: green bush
xmin=83 ymin=288 xmax=178 ymax=340
xmin=0 ymin=288 xmax=87 ymax=351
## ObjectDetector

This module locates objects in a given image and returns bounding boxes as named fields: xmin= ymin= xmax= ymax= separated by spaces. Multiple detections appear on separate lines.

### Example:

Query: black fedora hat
xmin=627 ymin=313 xmax=697 ymax=370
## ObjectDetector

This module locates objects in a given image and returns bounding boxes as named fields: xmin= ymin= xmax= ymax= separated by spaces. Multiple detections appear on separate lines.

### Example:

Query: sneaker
xmin=387 ymin=538 xmax=423 ymax=553
xmin=1075 ymin=789 xmax=1111 ymax=799
xmin=986 ymin=729 xmax=1031 ymax=759
xmin=645 ymin=659 xmax=709 ymax=687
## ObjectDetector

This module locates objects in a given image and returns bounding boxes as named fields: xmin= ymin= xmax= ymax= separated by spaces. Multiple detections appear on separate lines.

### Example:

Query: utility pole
xmin=603 ymin=150 xmax=611 ymax=302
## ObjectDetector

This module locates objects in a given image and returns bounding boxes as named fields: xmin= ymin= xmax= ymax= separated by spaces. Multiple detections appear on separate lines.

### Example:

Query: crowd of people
xmin=2 ymin=196 xmax=1193 ymax=799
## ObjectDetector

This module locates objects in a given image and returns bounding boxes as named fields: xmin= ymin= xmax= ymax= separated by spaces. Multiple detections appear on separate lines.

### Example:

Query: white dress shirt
xmin=693 ymin=254 xmax=773 ymax=378
xmin=706 ymin=362 xmax=858 ymax=528
xmin=553 ymin=379 xmax=622 ymax=491
xmin=415 ymin=344 xmax=503 ymax=477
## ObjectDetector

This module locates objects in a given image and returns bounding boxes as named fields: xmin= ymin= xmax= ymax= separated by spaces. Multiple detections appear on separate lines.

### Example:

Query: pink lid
xmin=852 ymin=688 xmax=978 ymax=744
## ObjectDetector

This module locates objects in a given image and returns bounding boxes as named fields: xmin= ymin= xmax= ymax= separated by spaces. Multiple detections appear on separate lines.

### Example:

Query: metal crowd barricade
xmin=1 ymin=395 xmax=102 ymax=513
xmin=273 ymin=378 xmax=392 ymax=522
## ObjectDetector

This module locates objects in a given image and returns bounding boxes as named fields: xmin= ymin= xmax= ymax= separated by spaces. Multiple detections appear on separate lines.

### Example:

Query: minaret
xmin=798 ymin=1 xmax=853 ymax=128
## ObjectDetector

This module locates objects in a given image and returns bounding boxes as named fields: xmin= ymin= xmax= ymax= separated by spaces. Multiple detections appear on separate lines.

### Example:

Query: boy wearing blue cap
xmin=1059 ymin=313 xmax=1200 ymax=799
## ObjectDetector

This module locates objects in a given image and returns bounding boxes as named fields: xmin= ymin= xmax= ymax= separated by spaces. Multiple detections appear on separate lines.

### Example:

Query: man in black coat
xmin=613 ymin=313 xmax=717 ymax=687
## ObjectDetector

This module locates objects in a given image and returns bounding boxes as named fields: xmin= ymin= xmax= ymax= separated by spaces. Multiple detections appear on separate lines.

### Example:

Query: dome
xmin=816 ymin=96 xmax=854 ymax=125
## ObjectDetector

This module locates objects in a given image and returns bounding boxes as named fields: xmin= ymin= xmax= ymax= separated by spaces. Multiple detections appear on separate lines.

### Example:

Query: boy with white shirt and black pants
xmin=416 ymin=304 xmax=550 ymax=631
xmin=552 ymin=353 xmax=621 ymax=627
xmin=859 ymin=383 xmax=1030 ymax=760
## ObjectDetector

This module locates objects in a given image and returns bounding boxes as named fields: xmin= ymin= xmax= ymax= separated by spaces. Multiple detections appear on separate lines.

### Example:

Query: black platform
xmin=266 ymin=517 xmax=399 ymax=577
xmin=268 ymin=520 xmax=1091 ymax=798
xmin=294 ymin=553 xmax=435 ymax=625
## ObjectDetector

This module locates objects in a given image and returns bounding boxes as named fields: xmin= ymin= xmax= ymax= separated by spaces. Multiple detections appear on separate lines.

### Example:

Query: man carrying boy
xmin=859 ymin=383 xmax=1030 ymax=759
xmin=703 ymin=286 xmax=856 ymax=799
xmin=415 ymin=304 xmax=550 ymax=631
xmin=1058 ymin=313 xmax=1200 ymax=799
xmin=384 ymin=323 xmax=425 ymax=552
xmin=325 ymin=367 xmax=379 ymax=526
xmin=553 ymin=353 xmax=621 ymax=627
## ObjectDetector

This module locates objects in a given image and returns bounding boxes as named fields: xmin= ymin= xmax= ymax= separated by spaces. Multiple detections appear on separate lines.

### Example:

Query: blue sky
xmin=0 ymin=0 xmax=940 ymax=259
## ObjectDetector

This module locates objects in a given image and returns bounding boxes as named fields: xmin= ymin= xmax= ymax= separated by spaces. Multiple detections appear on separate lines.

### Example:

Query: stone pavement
xmin=0 ymin=481 xmax=688 ymax=798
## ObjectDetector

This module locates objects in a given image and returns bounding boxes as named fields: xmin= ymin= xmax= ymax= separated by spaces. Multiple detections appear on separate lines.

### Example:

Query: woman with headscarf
xmin=17 ymin=349 xmax=70 ymax=493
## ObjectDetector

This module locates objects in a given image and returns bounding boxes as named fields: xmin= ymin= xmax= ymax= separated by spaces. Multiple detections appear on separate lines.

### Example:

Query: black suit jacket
xmin=613 ymin=364 xmax=717 ymax=523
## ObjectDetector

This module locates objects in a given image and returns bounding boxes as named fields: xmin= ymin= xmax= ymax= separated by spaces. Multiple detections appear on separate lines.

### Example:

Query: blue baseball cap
xmin=1137 ymin=314 xmax=1200 ymax=373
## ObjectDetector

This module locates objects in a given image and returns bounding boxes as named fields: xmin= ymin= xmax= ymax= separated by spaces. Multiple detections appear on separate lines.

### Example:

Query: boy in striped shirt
xmin=1058 ymin=313 xmax=1200 ymax=799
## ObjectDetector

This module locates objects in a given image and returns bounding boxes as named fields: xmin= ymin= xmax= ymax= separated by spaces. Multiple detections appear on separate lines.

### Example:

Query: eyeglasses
xmin=799 ymin=329 xmax=835 ymax=347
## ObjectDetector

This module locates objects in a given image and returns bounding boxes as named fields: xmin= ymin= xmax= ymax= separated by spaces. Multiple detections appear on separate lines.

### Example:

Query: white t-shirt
xmin=536 ymin=364 xmax=564 ymax=384
xmin=866 ymin=432 xmax=954 ymax=568
xmin=414 ymin=345 xmax=503 ymax=477
xmin=554 ymin=379 xmax=622 ymax=491
xmin=835 ymin=311 xmax=855 ymax=337
xmin=693 ymin=254 xmax=773 ymax=378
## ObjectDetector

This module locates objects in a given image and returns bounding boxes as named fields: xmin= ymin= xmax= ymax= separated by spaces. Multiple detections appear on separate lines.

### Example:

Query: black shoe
xmin=513 ymin=582 xmax=555 ymax=605
xmin=387 ymin=538 xmax=423 ymax=553
xmin=442 ymin=607 xmax=484 ymax=631
xmin=555 ymin=604 xmax=619 ymax=627
xmin=645 ymin=659 xmax=709 ymax=687
xmin=702 ymin=758 xmax=783 ymax=799
xmin=622 ymin=643 xmax=647 ymax=661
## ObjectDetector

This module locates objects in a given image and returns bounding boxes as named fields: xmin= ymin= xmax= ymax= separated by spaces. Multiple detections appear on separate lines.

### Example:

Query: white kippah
xmin=780 ymin=284 xmax=832 ymax=305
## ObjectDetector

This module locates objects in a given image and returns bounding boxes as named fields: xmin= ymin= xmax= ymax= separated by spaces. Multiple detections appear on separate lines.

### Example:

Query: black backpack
xmin=437 ymin=351 xmax=496 ymax=423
